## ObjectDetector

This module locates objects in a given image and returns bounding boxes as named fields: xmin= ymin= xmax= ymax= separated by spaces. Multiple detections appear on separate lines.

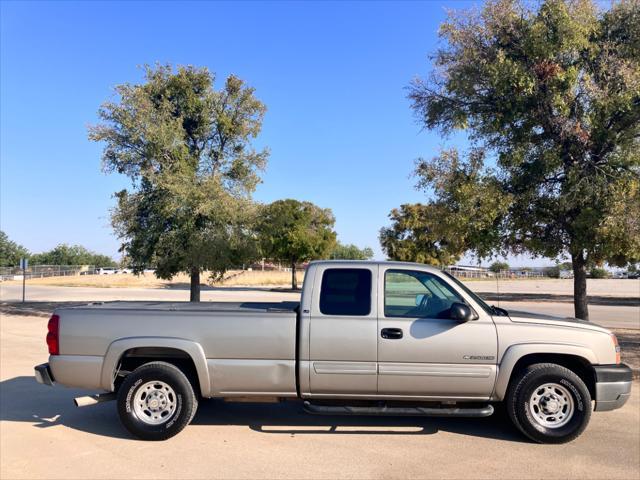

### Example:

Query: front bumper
xmin=34 ymin=363 xmax=54 ymax=386
xmin=594 ymin=364 xmax=633 ymax=412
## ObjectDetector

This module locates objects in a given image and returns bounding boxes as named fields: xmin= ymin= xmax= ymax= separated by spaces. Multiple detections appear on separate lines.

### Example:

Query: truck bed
xmin=52 ymin=300 xmax=300 ymax=397
xmin=63 ymin=300 xmax=300 ymax=313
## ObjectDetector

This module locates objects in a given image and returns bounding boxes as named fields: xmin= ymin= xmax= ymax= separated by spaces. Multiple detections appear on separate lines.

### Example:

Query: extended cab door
xmin=377 ymin=267 xmax=497 ymax=399
xmin=307 ymin=264 xmax=378 ymax=395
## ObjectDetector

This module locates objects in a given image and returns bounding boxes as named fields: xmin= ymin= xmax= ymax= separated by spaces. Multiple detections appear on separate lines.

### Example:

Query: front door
xmin=377 ymin=267 xmax=497 ymax=399
xmin=308 ymin=265 xmax=378 ymax=395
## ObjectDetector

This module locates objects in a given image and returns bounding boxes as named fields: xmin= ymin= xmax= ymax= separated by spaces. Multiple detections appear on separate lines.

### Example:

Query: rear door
xmin=377 ymin=267 xmax=497 ymax=399
xmin=308 ymin=264 xmax=378 ymax=395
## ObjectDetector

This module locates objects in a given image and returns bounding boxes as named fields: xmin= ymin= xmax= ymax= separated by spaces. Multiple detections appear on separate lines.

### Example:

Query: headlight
xmin=611 ymin=334 xmax=621 ymax=364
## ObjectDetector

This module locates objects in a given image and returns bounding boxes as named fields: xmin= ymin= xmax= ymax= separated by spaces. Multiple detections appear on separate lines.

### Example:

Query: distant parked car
xmin=628 ymin=272 xmax=640 ymax=279
xmin=116 ymin=268 xmax=132 ymax=274
xmin=98 ymin=268 xmax=117 ymax=275
xmin=559 ymin=270 xmax=573 ymax=279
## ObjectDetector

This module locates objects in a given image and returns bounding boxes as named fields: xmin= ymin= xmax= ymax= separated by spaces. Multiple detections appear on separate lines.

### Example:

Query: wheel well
xmin=509 ymin=353 xmax=596 ymax=398
xmin=116 ymin=347 xmax=201 ymax=396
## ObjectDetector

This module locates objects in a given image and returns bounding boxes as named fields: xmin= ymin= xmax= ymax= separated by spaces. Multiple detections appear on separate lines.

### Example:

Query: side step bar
xmin=303 ymin=401 xmax=494 ymax=418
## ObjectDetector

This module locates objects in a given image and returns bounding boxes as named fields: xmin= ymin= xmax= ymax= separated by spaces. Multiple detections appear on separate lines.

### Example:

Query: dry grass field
xmin=2 ymin=269 xmax=305 ymax=288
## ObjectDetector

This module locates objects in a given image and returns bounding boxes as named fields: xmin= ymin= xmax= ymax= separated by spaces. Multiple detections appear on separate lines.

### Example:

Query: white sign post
xmin=19 ymin=258 xmax=28 ymax=303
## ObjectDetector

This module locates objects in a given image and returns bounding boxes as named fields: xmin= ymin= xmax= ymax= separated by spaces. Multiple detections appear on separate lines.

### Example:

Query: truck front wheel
xmin=506 ymin=363 xmax=591 ymax=444
xmin=117 ymin=361 xmax=198 ymax=440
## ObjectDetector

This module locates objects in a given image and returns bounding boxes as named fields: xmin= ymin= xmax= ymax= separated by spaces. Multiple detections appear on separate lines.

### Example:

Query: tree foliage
xmin=385 ymin=0 xmax=640 ymax=319
xmin=489 ymin=261 xmax=510 ymax=273
xmin=329 ymin=242 xmax=374 ymax=260
xmin=589 ymin=267 xmax=609 ymax=278
xmin=257 ymin=199 xmax=336 ymax=289
xmin=0 ymin=231 xmax=29 ymax=267
xmin=380 ymin=148 xmax=510 ymax=265
xmin=30 ymin=244 xmax=116 ymax=267
xmin=89 ymin=65 xmax=268 ymax=301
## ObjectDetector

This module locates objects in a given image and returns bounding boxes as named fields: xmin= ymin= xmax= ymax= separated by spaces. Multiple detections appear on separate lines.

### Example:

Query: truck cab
xmin=299 ymin=262 xmax=497 ymax=400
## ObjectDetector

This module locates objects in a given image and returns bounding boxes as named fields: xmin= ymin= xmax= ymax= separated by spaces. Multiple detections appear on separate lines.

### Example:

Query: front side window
xmin=320 ymin=268 xmax=372 ymax=316
xmin=384 ymin=270 xmax=463 ymax=318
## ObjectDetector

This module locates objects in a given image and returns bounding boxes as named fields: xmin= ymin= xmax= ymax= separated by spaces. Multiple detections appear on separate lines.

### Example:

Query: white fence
xmin=443 ymin=267 xmax=545 ymax=279
xmin=0 ymin=265 xmax=99 ymax=281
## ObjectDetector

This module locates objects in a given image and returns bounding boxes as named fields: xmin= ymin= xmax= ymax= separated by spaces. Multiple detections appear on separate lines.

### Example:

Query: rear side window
xmin=320 ymin=268 xmax=372 ymax=316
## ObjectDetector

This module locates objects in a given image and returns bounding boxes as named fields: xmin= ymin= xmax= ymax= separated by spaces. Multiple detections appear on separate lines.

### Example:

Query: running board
xmin=303 ymin=401 xmax=494 ymax=418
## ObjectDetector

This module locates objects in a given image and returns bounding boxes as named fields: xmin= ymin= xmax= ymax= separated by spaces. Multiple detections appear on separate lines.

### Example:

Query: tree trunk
xmin=190 ymin=267 xmax=201 ymax=302
xmin=571 ymin=251 xmax=589 ymax=320
xmin=291 ymin=261 xmax=297 ymax=290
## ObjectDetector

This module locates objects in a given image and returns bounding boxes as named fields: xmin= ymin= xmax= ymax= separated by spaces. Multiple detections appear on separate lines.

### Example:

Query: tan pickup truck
xmin=35 ymin=260 xmax=632 ymax=442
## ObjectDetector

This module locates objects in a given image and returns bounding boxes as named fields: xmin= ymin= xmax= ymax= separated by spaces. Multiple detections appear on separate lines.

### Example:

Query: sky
xmin=1 ymin=0 xmax=549 ymax=267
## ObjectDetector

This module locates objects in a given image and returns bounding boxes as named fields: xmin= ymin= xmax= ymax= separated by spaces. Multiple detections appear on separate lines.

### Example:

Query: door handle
xmin=381 ymin=328 xmax=403 ymax=339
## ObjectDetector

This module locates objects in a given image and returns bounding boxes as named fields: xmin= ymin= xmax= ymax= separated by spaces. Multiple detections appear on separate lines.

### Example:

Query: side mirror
xmin=449 ymin=302 xmax=478 ymax=322
xmin=415 ymin=294 xmax=426 ymax=306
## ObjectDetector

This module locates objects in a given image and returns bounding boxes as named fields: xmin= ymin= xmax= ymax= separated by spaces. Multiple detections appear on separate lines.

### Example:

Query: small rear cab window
xmin=319 ymin=268 xmax=372 ymax=316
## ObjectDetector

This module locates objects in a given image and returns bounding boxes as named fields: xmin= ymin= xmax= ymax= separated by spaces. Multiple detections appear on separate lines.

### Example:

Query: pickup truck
xmin=34 ymin=260 xmax=632 ymax=443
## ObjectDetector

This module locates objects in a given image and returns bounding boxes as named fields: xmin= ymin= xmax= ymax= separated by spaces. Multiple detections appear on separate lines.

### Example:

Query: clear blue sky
xmin=1 ymin=0 xmax=546 ymax=266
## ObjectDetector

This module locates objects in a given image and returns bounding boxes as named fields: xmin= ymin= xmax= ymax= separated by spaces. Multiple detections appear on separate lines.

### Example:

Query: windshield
xmin=442 ymin=271 xmax=494 ymax=315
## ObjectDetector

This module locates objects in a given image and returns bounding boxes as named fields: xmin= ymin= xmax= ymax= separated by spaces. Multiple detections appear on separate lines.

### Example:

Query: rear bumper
xmin=594 ymin=364 xmax=633 ymax=412
xmin=34 ymin=363 xmax=55 ymax=386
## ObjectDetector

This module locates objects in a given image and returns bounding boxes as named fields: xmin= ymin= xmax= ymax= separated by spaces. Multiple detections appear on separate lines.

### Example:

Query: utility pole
xmin=20 ymin=258 xmax=28 ymax=303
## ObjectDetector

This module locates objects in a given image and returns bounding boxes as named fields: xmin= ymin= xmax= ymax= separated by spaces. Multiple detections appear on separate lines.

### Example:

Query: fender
xmin=100 ymin=337 xmax=211 ymax=397
xmin=493 ymin=343 xmax=598 ymax=400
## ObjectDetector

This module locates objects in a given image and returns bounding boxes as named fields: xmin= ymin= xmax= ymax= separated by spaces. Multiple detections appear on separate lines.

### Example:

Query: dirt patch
xmin=1 ymin=270 xmax=304 ymax=288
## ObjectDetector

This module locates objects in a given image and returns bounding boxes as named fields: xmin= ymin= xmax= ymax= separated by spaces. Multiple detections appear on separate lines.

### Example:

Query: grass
xmin=212 ymin=270 xmax=305 ymax=287
xmin=2 ymin=269 xmax=304 ymax=288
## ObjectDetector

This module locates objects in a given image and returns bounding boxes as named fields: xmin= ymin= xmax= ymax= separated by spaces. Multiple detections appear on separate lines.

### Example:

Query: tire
xmin=117 ymin=361 xmax=198 ymax=441
xmin=506 ymin=363 xmax=591 ymax=444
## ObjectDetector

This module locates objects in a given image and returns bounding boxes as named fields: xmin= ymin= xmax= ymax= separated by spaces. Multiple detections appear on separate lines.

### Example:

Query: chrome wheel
xmin=528 ymin=383 xmax=574 ymax=429
xmin=132 ymin=380 xmax=177 ymax=425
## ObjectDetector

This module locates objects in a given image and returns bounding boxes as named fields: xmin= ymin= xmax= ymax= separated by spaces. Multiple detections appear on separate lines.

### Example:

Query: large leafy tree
xmin=257 ymin=199 xmax=336 ymax=289
xmin=90 ymin=65 xmax=268 ymax=301
xmin=388 ymin=0 xmax=640 ymax=319
xmin=0 ymin=231 xmax=29 ymax=267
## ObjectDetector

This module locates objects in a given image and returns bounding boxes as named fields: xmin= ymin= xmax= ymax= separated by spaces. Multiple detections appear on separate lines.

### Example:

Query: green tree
xmin=257 ymin=199 xmax=336 ymax=289
xmin=90 ymin=65 xmax=268 ymax=301
xmin=544 ymin=265 xmax=561 ymax=278
xmin=0 ymin=231 xmax=29 ymax=267
xmin=399 ymin=0 xmax=640 ymax=319
xmin=489 ymin=261 xmax=510 ymax=273
xmin=329 ymin=242 xmax=374 ymax=260
xmin=380 ymin=149 xmax=510 ymax=266
xmin=29 ymin=244 xmax=116 ymax=266
xmin=589 ymin=267 xmax=609 ymax=279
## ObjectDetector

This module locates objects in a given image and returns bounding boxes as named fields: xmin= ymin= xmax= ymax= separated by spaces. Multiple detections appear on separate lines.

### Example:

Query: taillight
xmin=611 ymin=334 xmax=621 ymax=364
xmin=47 ymin=314 xmax=59 ymax=355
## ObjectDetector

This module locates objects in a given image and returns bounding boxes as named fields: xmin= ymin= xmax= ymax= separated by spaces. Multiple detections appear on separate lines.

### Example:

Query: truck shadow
xmin=0 ymin=376 xmax=131 ymax=439
xmin=193 ymin=399 xmax=524 ymax=441
xmin=0 ymin=376 xmax=524 ymax=442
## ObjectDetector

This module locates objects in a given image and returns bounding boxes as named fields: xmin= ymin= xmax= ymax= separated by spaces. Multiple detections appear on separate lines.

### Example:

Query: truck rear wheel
xmin=117 ymin=361 xmax=198 ymax=441
xmin=506 ymin=363 xmax=591 ymax=444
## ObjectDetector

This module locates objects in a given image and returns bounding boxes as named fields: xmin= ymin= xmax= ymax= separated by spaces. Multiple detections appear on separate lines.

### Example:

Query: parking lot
xmin=1 ymin=285 xmax=639 ymax=479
